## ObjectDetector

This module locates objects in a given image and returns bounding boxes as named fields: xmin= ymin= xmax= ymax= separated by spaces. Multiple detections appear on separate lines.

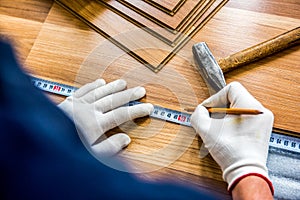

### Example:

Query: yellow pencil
xmin=207 ymin=108 xmax=263 ymax=115
xmin=185 ymin=107 xmax=263 ymax=115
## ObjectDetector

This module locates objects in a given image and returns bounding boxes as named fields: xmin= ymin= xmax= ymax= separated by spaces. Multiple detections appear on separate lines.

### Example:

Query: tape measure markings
xmin=31 ymin=77 xmax=76 ymax=97
xmin=32 ymin=76 xmax=192 ymax=126
xmin=269 ymin=134 xmax=300 ymax=154
xmin=128 ymin=101 xmax=192 ymax=127
xmin=30 ymin=76 xmax=300 ymax=154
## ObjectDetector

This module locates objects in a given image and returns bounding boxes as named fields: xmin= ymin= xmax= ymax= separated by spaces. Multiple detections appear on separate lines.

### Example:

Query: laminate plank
xmin=135 ymin=166 xmax=229 ymax=199
xmin=226 ymin=0 xmax=300 ymax=19
xmin=0 ymin=0 xmax=53 ymax=62
xmin=143 ymin=0 xmax=186 ymax=15
xmin=56 ymin=0 xmax=227 ymax=71
xmin=116 ymin=0 xmax=207 ymax=32
xmin=0 ymin=0 xmax=53 ymax=22
xmin=101 ymin=0 xmax=212 ymax=46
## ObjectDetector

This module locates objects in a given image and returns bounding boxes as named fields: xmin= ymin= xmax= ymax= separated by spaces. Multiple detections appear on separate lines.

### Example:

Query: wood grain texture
xmin=0 ymin=0 xmax=53 ymax=62
xmin=2 ymin=0 xmax=299 ymax=198
xmin=56 ymin=0 xmax=227 ymax=71
xmin=0 ymin=0 xmax=53 ymax=22
xmin=219 ymin=26 xmax=300 ymax=73
xmin=226 ymin=0 xmax=300 ymax=19
xmin=143 ymin=0 xmax=186 ymax=15
xmin=117 ymin=0 xmax=207 ymax=31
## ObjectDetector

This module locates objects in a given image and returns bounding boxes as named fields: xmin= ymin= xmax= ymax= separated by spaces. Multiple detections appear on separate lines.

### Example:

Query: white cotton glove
xmin=191 ymin=82 xmax=274 ymax=192
xmin=58 ymin=79 xmax=153 ymax=157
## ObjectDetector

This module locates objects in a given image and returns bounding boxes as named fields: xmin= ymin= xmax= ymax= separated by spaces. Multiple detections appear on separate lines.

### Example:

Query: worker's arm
xmin=232 ymin=176 xmax=273 ymax=200
xmin=191 ymin=82 xmax=274 ymax=199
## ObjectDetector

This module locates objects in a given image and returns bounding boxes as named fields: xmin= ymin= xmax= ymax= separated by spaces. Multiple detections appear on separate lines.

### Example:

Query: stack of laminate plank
xmin=55 ymin=0 xmax=228 ymax=72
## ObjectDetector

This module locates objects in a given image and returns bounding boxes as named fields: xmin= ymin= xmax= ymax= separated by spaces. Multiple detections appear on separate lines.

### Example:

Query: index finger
xmin=73 ymin=79 xmax=106 ymax=98
xmin=81 ymin=79 xmax=127 ymax=103
xmin=201 ymin=82 xmax=264 ymax=109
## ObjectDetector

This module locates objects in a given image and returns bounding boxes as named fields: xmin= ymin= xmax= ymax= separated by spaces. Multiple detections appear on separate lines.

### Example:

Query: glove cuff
xmin=223 ymin=160 xmax=273 ymax=194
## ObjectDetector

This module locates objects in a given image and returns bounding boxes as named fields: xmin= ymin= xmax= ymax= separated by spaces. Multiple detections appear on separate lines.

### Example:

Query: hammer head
xmin=192 ymin=42 xmax=226 ymax=95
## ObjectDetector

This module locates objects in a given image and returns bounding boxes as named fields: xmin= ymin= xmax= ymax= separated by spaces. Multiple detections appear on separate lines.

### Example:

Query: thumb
xmin=200 ymin=84 xmax=229 ymax=108
xmin=91 ymin=133 xmax=131 ymax=157
xmin=191 ymin=105 xmax=212 ymax=136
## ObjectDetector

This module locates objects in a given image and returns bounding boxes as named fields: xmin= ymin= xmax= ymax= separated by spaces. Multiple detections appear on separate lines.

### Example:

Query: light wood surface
xmin=1 ymin=0 xmax=300 ymax=198
xmin=0 ymin=0 xmax=53 ymax=62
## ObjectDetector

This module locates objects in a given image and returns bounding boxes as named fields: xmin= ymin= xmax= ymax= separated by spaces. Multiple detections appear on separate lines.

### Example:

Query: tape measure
xmin=31 ymin=76 xmax=300 ymax=154
xmin=31 ymin=76 xmax=192 ymax=126
xmin=31 ymin=77 xmax=77 ymax=97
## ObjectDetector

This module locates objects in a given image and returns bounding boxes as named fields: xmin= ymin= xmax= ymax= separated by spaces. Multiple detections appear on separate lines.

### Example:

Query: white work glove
xmin=191 ymin=82 xmax=274 ymax=193
xmin=58 ymin=79 xmax=153 ymax=157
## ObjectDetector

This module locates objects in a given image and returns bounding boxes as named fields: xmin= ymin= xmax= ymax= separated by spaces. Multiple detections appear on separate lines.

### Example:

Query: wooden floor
xmin=1 ymin=0 xmax=299 ymax=198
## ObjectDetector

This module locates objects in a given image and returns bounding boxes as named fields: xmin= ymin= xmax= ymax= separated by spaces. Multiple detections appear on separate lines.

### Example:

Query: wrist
xmin=223 ymin=160 xmax=273 ymax=194
xmin=231 ymin=175 xmax=274 ymax=200
xmin=229 ymin=173 xmax=274 ymax=195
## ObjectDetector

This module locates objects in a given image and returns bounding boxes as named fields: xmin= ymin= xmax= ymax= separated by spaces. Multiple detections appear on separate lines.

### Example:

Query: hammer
xmin=193 ymin=26 xmax=300 ymax=95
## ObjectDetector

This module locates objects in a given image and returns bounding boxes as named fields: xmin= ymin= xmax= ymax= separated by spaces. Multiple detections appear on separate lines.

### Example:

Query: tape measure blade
xmin=31 ymin=76 xmax=77 ymax=97
xmin=30 ymin=76 xmax=300 ymax=154
xmin=152 ymin=106 xmax=192 ymax=126
xmin=128 ymin=101 xmax=192 ymax=126
xmin=270 ymin=132 xmax=300 ymax=154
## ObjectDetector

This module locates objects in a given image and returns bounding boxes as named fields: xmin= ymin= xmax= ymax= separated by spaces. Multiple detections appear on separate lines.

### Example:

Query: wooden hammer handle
xmin=218 ymin=26 xmax=300 ymax=73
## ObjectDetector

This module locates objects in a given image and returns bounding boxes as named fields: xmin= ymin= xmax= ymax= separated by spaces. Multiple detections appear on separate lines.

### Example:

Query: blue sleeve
xmin=0 ymin=40 xmax=218 ymax=200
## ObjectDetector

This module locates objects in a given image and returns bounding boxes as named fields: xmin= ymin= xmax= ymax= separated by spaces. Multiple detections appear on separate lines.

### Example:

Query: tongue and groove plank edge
xmin=100 ymin=0 xmax=213 ymax=46
xmin=116 ymin=0 xmax=207 ymax=32
xmin=142 ymin=0 xmax=186 ymax=16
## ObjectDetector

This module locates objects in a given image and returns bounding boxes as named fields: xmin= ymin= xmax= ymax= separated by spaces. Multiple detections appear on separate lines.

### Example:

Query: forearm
xmin=232 ymin=176 xmax=273 ymax=200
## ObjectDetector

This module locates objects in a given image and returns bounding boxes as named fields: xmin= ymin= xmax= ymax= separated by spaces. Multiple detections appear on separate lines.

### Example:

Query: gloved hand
xmin=58 ymin=79 xmax=153 ymax=157
xmin=191 ymin=82 xmax=274 ymax=193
